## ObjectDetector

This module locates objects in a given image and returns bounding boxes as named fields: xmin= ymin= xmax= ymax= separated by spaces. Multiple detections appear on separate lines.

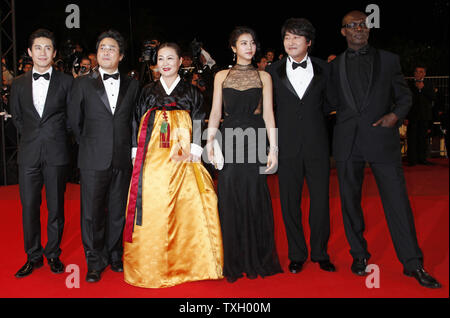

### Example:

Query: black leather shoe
xmin=419 ymin=160 xmax=435 ymax=166
xmin=110 ymin=261 xmax=123 ymax=273
xmin=86 ymin=269 xmax=103 ymax=283
xmin=288 ymin=261 xmax=305 ymax=274
xmin=48 ymin=258 xmax=64 ymax=274
xmin=14 ymin=258 xmax=44 ymax=278
xmin=315 ymin=260 xmax=336 ymax=272
xmin=404 ymin=268 xmax=441 ymax=289
xmin=351 ymin=258 xmax=368 ymax=276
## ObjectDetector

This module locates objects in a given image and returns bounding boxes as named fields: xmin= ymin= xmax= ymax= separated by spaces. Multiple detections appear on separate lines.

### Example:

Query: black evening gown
xmin=217 ymin=64 xmax=282 ymax=282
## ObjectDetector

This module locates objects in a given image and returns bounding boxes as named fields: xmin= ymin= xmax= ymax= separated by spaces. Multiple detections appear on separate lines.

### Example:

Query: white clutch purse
xmin=212 ymin=139 xmax=224 ymax=170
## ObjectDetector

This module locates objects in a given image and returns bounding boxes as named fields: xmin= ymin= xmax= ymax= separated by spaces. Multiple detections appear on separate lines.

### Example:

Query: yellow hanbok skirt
xmin=124 ymin=110 xmax=224 ymax=288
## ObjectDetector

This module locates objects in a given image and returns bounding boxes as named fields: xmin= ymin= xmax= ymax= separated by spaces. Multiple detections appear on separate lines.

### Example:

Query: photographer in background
xmin=72 ymin=56 xmax=92 ymax=78
xmin=138 ymin=38 xmax=159 ymax=86
xmin=2 ymin=58 xmax=14 ymax=85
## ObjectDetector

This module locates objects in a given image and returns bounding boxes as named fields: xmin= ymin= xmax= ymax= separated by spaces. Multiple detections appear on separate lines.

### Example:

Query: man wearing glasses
xmin=68 ymin=30 xmax=140 ymax=283
xmin=328 ymin=11 xmax=441 ymax=288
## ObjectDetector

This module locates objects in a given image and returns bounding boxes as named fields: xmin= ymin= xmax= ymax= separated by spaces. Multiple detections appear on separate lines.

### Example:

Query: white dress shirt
xmin=99 ymin=67 xmax=120 ymax=114
xmin=32 ymin=67 xmax=53 ymax=117
xmin=286 ymin=54 xmax=314 ymax=100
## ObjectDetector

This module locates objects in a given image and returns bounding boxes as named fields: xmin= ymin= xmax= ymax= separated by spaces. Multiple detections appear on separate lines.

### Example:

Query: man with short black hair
xmin=68 ymin=29 xmax=140 ymax=283
xmin=10 ymin=28 xmax=73 ymax=278
xmin=268 ymin=18 xmax=335 ymax=275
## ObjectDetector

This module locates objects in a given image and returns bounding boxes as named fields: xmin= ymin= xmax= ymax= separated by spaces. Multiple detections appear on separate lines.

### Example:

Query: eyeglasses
xmin=99 ymin=45 xmax=119 ymax=53
xmin=342 ymin=22 xmax=368 ymax=29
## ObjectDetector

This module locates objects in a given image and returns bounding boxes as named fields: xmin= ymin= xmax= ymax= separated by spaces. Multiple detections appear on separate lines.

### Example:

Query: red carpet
xmin=0 ymin=159 xmax=448 ymax=298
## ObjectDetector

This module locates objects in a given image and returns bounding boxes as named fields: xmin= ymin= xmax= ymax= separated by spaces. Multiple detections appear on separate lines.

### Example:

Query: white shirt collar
xmin=160 ymin=75 xmax=181 ymax=95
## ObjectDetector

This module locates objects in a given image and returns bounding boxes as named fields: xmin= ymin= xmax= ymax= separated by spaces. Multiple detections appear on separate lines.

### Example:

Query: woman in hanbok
xmin=123 ymin=43 xmax=223 ymax=288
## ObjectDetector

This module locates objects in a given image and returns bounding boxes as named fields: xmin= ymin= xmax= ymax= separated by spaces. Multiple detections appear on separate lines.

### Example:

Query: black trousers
xmin=278 ymin=152 xmax=331 ymax=263
xmin=80 ymin=167 xmax=131 ymax=271
xmin=407 ymin=120 xmax=430 ymax=164
xmin=336 ymin=144 xmax=424 ymax=271
xmin=19 ymin=164 xmax=67 ymax=262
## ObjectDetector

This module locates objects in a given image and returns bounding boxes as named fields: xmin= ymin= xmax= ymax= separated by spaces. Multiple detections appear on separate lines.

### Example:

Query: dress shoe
xmin=419 ymin=160 xmax=435 ymax=166
xmin=110 ymin=261 xmax=123 ymax=273
xmin=314 ymin=260 xmax=336 ymax=272
xmin=14 ymin=258 xmax=43 ymax=278
xmin=48 ymin=258 xmax=64 ymax=274
xmin=86 ymin=269 xmax=103 ymax=283
xmin=351 ymin=258 xmax=368 ymax=276
xmin=288 ymin=261 xmax=305 ymax=274
xmin=404 ymin=268 xmax=441 ymax=289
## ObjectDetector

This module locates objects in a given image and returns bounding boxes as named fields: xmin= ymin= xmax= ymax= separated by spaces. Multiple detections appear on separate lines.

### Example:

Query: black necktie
xmin=347 ymin=46 xmax=369 ymax=59
xmin=292 ymin=60 xmax=307 ymax=70
xmin=103 ymin=73 xmax=120 ymax=81
xmin=33 ymin=73 xmax=50 ymax=81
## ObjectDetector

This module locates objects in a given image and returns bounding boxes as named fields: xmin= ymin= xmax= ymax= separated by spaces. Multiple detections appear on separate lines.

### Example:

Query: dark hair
xmin=229 ymin=26 xmax=260 ymax=51
xmin=157 ymin=42 xmax=182 ymax=57
xmin=415 ymin=65 xmax=427 ymax=72
xmin=281 ymin=18 xmax=316 ymax=52
xmin=28 ymin=29 xmax=56 ymax=50
xmin=255 ymin=54 xmax=267 ymax=64
xmin=96 ymin=29 xmax=126 ymax=55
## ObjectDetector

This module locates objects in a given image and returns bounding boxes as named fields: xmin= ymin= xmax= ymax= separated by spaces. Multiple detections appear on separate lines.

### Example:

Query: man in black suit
xmin=406 ymin=66 xmax=436 ymax=166
xmin=68 ymin=30 xmax=139 ymax=283
xmin=329 ymin=10 xmax=440 ymax=288
xmin=10 ymin=29 xmax=72 ymax=278
xmin=267 ymin=18 xmax=335 ymax=274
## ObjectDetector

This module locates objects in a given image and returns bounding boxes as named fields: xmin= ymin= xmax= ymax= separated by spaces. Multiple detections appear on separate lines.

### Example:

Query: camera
xmin=141 ymin=40 xmax=158 ymax=65
xmin=1 ymin=86 xmax=9 ymax=97
xmin=179 ymin=39 xmax=207 ymax=88
xmin=60 ymin=39 xmax=83 ymax=74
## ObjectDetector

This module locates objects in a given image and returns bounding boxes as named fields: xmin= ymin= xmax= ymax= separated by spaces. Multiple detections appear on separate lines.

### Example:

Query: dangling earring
xmin=233 ymin=52 xmax=236 ymax=62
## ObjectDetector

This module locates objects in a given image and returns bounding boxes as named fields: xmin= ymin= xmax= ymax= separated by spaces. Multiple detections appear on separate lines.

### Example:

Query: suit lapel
xmin=40 ymin=69 xmax=58 ymax=120
xmin=24 ymin=71 xmax=41 ymax=119
xmin=338 ymin=53 xmax=359 ymax=113
xmin=92 ymin=70 xmax=113 ymax=115
xmin=361 ymin=48 xmax=380 ymax=111
xmin=301 ymin=59 xmax=322 ymax=101
xmin=277 ymin=57 xmax=300 ymax=100
xmin=115 ymin=74 xmax=130 ymax=114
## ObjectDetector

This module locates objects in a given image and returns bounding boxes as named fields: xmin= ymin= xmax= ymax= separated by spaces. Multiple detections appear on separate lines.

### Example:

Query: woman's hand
xmin=206 ymin=141 xmax=215 ymax=164
xmin=265 ymin=147 xmax=278 ymax=174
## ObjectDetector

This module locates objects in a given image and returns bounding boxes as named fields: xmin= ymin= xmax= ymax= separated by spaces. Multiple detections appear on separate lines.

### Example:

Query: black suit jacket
xmin=10 ymin=69 xmax=73 ymax=167
xmin=268 ymin=56 xmax=330 ymax=160
xmin=67 ymin=70 xmax=140 ymax=171
xmin=328 ymin=48 xmax=412 ymax=162
xmin=407 ymin=81 xmax=435 ymax=122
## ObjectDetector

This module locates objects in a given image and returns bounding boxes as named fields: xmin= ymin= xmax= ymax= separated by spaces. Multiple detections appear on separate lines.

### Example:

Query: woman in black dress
xmin=207 ymin=27 xmax=282 ymax=282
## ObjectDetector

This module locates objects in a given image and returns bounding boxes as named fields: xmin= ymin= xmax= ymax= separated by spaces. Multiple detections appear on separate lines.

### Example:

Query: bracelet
xmin=269 ymin=145 xmax=279 ymax=154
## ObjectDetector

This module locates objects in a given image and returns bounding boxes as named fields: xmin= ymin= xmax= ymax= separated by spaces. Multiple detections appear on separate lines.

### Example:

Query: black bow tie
xmin=292 ymin=60 xmax=307 ymax=70
xmin=33 ymin=72 xmax=50 ymax=81
xmin=103 ymin=73 xmax=120 ymax=81
xmin=347 ymin=46 xmax=370 ymax=58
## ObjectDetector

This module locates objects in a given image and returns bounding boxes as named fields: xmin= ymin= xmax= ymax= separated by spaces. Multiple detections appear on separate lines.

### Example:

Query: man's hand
xmin=372 ymin=112 xmax=399 ymax=128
